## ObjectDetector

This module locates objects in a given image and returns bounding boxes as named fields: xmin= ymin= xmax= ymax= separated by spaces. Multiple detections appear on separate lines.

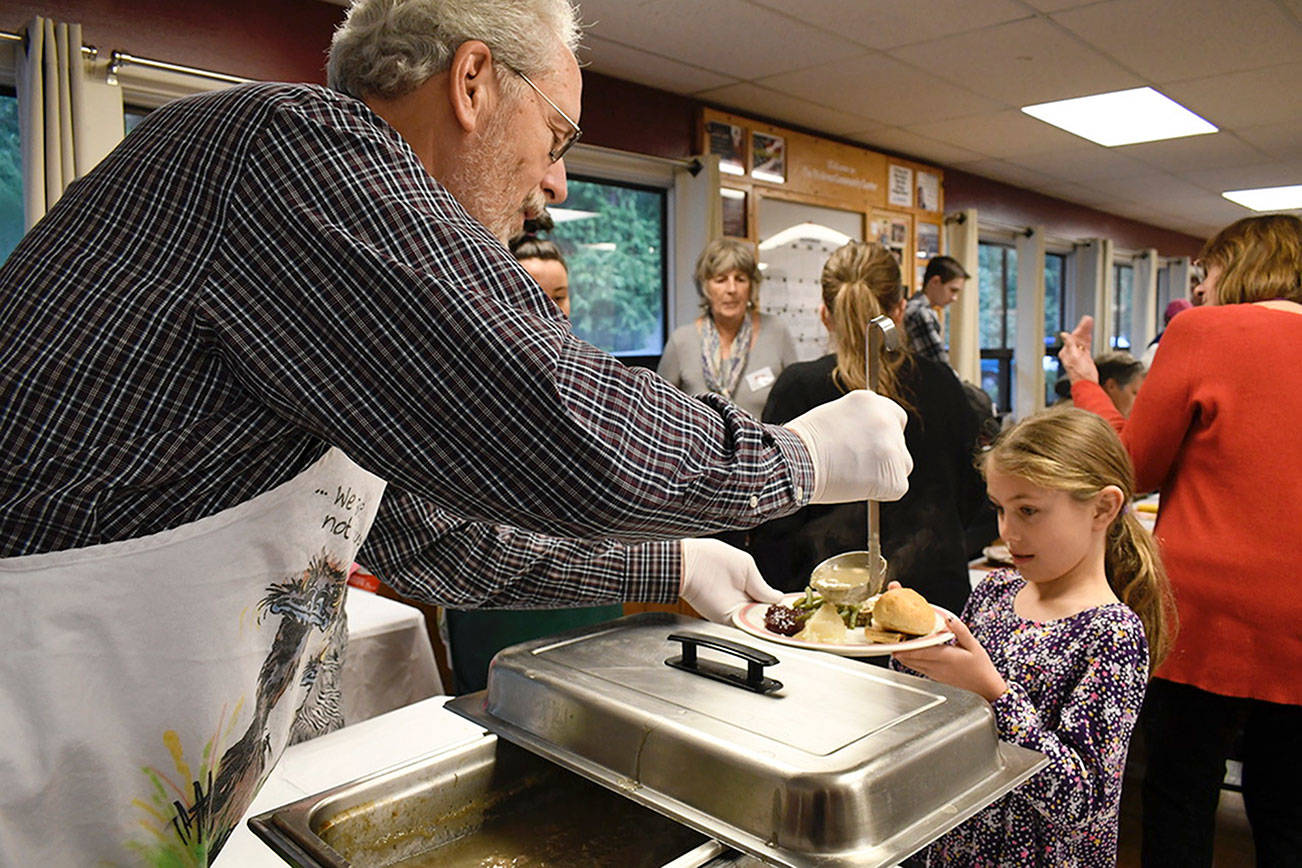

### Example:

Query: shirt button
xmin=795 ymin=486 xmax=804 ymax=501
xmin=749 ymin=495 xmax=759 ymax=509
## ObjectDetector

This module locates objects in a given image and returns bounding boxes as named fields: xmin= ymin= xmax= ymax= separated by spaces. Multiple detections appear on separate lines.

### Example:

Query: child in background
xmin=893 ymin=408 xmax=1174 ymax=867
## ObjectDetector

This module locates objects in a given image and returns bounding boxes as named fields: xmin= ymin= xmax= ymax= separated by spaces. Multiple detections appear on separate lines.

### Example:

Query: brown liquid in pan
xmin=390 ymin=766 xmax=708 ymax=867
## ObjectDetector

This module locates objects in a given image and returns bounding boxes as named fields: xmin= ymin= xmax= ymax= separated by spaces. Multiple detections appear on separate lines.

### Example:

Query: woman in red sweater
xmin=1058 ymin=214 xmax=1302 ymax=867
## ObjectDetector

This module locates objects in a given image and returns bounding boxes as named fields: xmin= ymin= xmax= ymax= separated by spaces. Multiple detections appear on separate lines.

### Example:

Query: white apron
xmin=0 ymin=448 xmax=386 ymax=866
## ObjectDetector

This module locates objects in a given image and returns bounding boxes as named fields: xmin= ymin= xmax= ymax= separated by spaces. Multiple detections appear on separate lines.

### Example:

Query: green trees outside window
xmin=549 ymin=176 xmax=666 ymax=358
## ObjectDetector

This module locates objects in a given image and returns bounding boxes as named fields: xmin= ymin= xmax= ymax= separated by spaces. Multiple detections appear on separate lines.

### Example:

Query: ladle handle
xmin=866 ymin=315 xmax=897 ymax=592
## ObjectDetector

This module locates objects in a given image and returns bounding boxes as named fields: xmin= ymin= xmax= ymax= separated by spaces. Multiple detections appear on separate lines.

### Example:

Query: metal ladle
xmin=809 ymin=314 xmax=900 ymax=604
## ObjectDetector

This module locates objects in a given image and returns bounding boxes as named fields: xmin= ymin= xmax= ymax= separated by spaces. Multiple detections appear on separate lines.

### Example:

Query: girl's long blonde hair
xmin=820 ymin=241 xmax=911 ymax=408
xmin=984 ymin=408 xmax=1176 ymax=670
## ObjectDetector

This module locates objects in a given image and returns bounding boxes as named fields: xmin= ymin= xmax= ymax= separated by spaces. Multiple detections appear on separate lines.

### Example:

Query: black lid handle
xmin=665 ymin=631 xmax=782 ymax=694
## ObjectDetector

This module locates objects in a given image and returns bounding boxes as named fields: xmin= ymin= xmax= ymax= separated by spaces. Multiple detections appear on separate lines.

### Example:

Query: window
xmin=124 ymin=106 xmax=150 ymax=137
xmin=1043 ymin=251 xmax=1067 ymax=405
xmin=1 ymin=89 xmax=21 ymax=263
xmin=548 ymin=175 xmax=667 ymax=363
xmin=978 ymin=241 xmax=1017 ymax=412
xmin=1112 ymin=261 xmax=1134 ymax=349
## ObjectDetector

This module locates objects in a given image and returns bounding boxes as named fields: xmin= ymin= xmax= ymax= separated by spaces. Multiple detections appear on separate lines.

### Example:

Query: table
xmin=342 ymin=587 xmax=444 ymax=725
xmin=215 ymin=696 xmax=483 ymax=867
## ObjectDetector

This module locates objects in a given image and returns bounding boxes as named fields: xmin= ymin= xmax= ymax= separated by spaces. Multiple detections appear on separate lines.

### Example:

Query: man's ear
xmin=448 ymin=40 xmax=496 ymax=134
xmin=1095 ymin=484 xmax=1125 ymax=529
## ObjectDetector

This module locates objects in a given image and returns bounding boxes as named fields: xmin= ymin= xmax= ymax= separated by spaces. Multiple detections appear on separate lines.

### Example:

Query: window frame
xmin=977 ymin=236 xmax=1017 ymax=413
xmin=1111 ymin=256 xmax=1136 ymax=350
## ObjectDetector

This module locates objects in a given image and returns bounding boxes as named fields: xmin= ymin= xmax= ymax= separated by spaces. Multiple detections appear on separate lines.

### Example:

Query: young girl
xmin=893 ymin=408 xmax=1174 ymax=866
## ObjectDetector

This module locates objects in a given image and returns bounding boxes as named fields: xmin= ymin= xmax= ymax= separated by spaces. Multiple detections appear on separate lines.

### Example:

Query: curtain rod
xmin=1 ymin=30 xmax=251 ymax=86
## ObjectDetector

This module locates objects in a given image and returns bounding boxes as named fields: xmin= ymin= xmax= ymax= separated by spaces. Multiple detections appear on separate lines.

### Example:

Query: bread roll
xmin=872 ymin=588 xmax=934 ymax=636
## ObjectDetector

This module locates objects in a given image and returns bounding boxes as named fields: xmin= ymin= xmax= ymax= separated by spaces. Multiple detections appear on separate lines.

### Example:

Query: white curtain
xmin=16 ymin=17 xmax=93 ymax=229
xmin=944 ymin=208 xmax=981 ymax=384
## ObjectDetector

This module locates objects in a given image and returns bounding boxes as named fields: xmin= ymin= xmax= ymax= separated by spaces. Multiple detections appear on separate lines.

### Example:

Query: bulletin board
xmin=699 ymin=107 xmax=945 ymax=296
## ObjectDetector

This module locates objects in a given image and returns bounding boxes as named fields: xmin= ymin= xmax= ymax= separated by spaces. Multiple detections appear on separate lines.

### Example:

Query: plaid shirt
xmin=904 ymin=291 xmax=949 ymax=365
xmin=0 ymin=83 xmax=813 ymax=607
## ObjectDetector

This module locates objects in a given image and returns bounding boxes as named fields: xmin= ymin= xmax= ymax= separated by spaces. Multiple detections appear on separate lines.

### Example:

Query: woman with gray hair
xmin=658 ymin=238 xmax=797 ymax=418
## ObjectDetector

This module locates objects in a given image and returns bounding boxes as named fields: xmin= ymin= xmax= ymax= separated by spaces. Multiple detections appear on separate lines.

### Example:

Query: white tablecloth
xmin=215 ymin=697 xmax=484 ymax=866
xmin=342 ymin=587 xmax=444 ymax=725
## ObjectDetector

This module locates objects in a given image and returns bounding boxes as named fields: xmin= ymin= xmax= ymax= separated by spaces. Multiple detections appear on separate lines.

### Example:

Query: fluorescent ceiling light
xmin=1221 ymin=185 xmax=1302 ymax=212
xmin=759 ymin=222 xmax=853 ymax=251
xmin=1021 ymin=87 xmax=1217 ymax=147
xmin=720 ymin=187 xmax=746 ymax=200
xmin=549 ymin=207 xmax=600 ymax=223
xmin=752 ymin=169 xmax=784 ymax=184
xmin=720 ymin=163 xmax=745 ymax=176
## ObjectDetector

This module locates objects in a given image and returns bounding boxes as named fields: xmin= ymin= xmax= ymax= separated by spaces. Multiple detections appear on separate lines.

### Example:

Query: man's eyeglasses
xmin=508 ymin=66 xmax=582 ymax=163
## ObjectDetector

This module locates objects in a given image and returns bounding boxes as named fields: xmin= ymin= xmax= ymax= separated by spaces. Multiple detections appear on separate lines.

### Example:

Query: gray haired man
xmin=0 ymin=2 xmax=910 ymax=862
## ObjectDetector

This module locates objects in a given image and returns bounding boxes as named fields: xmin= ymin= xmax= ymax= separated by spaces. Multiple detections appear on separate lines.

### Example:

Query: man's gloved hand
xmin=678 ymin=538 xmax=783 ymax=623
xmin=784 ymin=390 xmax=912 ymax=503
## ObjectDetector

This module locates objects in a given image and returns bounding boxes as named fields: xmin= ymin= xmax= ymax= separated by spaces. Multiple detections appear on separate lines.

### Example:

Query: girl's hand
xmin=1057 ymin=316 xmax=1099 ymax=385
xmin=893 ymin=615 xmax=1008 ymax=703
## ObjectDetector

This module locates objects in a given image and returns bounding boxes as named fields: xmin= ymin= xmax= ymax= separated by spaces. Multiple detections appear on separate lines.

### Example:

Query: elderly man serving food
xmin=0 ymin=0 xmax=911 ymax=862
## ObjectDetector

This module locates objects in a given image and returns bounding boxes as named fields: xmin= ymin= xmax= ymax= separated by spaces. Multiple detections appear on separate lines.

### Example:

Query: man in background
xmin=904 ymin=255 xmax=969 ymax=366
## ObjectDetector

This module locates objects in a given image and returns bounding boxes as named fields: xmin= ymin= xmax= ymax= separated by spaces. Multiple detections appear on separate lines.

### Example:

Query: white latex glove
xmin=678 ymin=538 xmax=783 ymax=623
xmin=784 ymin=390 xmax=912 ymax=504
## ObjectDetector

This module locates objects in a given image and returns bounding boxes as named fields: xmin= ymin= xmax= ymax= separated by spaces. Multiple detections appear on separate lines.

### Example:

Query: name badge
xmin=746 ymin=366 xmax=776 ymax=392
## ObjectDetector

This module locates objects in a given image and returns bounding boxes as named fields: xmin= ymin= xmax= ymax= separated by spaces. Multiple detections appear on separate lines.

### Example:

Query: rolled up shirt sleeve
xmin=362 ymin=487 xmax=684 ymax=608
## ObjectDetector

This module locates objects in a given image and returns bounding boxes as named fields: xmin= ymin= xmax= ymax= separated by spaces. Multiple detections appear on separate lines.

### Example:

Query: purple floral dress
xmin=895 ymin=569 xmax=1149 ymax=866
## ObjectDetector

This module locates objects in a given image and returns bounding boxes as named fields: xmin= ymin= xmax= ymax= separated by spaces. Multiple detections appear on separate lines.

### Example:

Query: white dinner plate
xmin=731 ymin=593 xmax=955 ymax=657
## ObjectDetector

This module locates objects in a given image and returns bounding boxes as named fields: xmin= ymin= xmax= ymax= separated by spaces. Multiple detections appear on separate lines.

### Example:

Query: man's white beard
xmin=443 ymin=112 xmax=533 ymax=245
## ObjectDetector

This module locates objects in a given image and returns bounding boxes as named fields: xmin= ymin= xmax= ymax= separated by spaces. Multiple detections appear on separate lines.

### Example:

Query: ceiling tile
xmin=888 ymin=17 xmax=1143 ymax=105
xmin=1006 ymin=146 xmax=1152 ymax=182
xmin=581 ymin=0 xmax=867 ymax=80
xmin=580 ymin=35 xmax=739 ymax=94
xmin=947 ymin=158 xmax=1061 ymax=189
xmin=1234 ymin=119 xmax=1302 ymax=162
xmin=746 ymin=0 xmax=1031 ymax=50
xmin=1032 ymin=180 xmax=1126 ymax=210
xmin=1016 ymin=0 xmax=1099 ymax=9
xmin=1116 ymin=133 xmax=1269 ymax=174
xmin=695 ymin=82 xmax=884 ymax=136
xmin=905 ymin=109 xmax=1087 ymax=158
xmin=1181 ymin=159 xmax=1302 ymax=193
xmin=1148 ymin=195 xmax=1259 ymax=230
xmin=757 ymin=53 xmax=1004 ymax=127
xmin=846 ymin=127 xmax=988 ymax=165
xmin=1160 ymin=62 xmax=1302 ymax=130
xmin=1083 ymin=172 xmax=1214 ymax=201
xmin=1052 ymin=0 xmax=1302 ymax=82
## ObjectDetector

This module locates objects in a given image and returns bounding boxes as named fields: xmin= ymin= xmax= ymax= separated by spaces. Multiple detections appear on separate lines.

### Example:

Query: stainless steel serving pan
xmin=248 ymin=734 xmax=744 ymax=867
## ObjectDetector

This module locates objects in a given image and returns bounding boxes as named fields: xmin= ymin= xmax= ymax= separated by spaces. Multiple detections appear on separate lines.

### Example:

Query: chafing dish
xmin=250 ymin=612 xmax=1045 ymax=866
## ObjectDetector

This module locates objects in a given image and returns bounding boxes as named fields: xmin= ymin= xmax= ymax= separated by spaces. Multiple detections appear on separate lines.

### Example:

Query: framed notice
xmin=888 ymin=164 xmax=914 ymax=208
xmin=751 ymin=131 xmax=786 ymax=184
xmin=916 ymin=220 xmax=940 ymax=259
xmin=707 ymin=120 xmax=746 ymax=177
xmin=721 ymin=187 xmax=748 ymax=238
xmin=916 ymin=171 xmax=941 ymax=212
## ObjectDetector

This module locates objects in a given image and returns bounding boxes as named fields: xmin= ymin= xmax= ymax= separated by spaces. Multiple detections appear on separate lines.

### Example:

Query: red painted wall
xmin=2 ymin=0 xmax=1204 ymax=255
xmin=1 ymin=0 xmax=343 ymax=84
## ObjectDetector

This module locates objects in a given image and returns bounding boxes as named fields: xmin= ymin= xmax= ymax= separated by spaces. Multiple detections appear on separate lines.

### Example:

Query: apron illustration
xmin=0 ymin=448 xmax=386 ymax=866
